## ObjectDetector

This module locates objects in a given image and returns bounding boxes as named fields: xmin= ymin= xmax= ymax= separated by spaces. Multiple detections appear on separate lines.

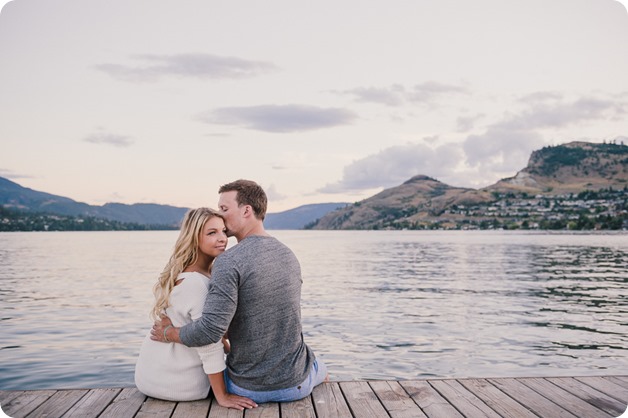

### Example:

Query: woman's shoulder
xmin=175 ymin=272 xmax=210 ymax=290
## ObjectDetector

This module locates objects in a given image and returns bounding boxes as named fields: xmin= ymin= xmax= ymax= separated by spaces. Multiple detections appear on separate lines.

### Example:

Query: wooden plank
xmin=135 ymin=397 xmax=177 ymax=418
xmin=0 ymin=390 xmax=57 ymax=418
xmin=489 ymin=378 xmax=577 ymax=418
xmin=518 ymin=378 xmax=613 ymax=418
xmin=458 ymin=379 xmax=537 ymax=418
xmin=547 ymin=377 xmax=626 ymax=417
xmin=369 ymin=380 xmax=427 ymax=418
xmin=0 ymin=390 xmax=23 ymax=405
xmin=339 ymin=381 xmax=389 ymax=418
xmin=612 ymin=376 xmax=628 ymax=385
xmin=171 ymin=398 xmax=211 ymax=418
xmin=311 ymin=382 xmax=352 ymax=418
xmin=99 ymin=388 xmax=146 ymax=418
xmin=429 ymin=379 xmax=501 ymax=418
xmin=280 ymin=395 xmax=316 ymax=418
xmin=61 ymin=388 xmax=121 ymax=418
xmin=575 ymin=376 xmax=628 ymax=403
xmin=241 ymin=401 xmax=279 ymax=418
xmin=604 ymin=376 xmax=628 ymax=389
xmin=400 ymin=380 xmax=463 ymax=418
xmin=0 ymin=376 xmax=626 ymax=418
xmin=26 ymin=389 xmax=89 ymax=418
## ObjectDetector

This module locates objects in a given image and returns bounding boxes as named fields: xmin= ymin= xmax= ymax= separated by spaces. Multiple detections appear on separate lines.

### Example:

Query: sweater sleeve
xmin=195 ymin=343 xmax=226 ymax=374
xmin=182 ymin=275 xmax=226 ymax=373
xmin=180 ymin=257 xmax=239 ymax=347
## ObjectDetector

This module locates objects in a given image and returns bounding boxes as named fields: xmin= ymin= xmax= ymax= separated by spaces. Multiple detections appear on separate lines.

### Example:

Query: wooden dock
xmin=1 ymin=376 xmax=626 ymax=417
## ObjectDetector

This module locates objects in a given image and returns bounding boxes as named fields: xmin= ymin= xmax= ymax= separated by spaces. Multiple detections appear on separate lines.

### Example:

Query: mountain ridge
xmin=311 ymin=141 xmax=627 ymax=230
xmin=0 ymin=176 xmax=189 ymax=226
xmin=0 ymin=176 xmax=347 ymax=229
xmin=2 ymin=141 xmax=626 ymax=230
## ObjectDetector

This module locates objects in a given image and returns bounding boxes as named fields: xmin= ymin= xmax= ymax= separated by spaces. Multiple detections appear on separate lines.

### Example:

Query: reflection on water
xmin=0 ymin=230 xmax=626 ymax=390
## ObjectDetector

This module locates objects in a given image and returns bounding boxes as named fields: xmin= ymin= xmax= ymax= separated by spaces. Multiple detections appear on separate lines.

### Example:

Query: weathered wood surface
xmin=1 ymin=376 xmax=626 ymax=418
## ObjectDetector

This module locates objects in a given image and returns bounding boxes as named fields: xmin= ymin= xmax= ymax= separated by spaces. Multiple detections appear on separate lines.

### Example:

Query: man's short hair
xmin=219 ymin=179 xmax=268 ymax=220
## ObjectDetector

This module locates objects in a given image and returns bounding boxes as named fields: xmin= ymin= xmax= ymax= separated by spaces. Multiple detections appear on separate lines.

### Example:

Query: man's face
xmin=217 ymin=191 xmax=242 ymax=237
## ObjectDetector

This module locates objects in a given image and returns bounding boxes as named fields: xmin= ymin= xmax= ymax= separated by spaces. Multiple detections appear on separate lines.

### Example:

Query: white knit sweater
xmin=135 ymin=272 xmax=226 ymax=401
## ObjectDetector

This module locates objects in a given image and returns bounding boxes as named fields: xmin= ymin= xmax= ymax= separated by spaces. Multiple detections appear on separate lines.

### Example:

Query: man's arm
xmin=151 ymin=258 xmax=239 ymax=347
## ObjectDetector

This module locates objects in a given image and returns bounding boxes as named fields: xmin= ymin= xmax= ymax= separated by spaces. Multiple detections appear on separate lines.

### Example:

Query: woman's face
xmin=198 ymin=216 xmax=228 ymax=258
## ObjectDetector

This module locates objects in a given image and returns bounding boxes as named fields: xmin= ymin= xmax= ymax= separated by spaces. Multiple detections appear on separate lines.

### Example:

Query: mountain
xmin=264 ymin=202 xmax=349 ymax=229
xmin=0 ymin=177 xmax=188 ymax=226
xmin=311 ymin=141 xmax=627 ymax=230
xmin=487 ymin=141 xmax=628 ymax=194
xmin=3 ymin=141 xmax=625 ymax=231
xmin=312 ymin=175 xmax=495 ymax=229
xmin=0 ymin=177 xmax=346 ymax=229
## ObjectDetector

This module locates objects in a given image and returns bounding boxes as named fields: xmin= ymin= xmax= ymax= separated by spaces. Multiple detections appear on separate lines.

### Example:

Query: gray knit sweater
xmin=179 ymin=235 xmax=315 ymax=391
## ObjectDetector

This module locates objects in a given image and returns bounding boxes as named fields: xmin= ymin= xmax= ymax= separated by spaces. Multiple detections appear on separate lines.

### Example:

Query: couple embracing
xmin=134 ymin=179 xmax=327 ymax=410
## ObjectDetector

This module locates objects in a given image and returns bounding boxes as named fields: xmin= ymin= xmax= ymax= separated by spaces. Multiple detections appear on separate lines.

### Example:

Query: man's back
xmin=180 ymin=235 xmax=315 ymax=391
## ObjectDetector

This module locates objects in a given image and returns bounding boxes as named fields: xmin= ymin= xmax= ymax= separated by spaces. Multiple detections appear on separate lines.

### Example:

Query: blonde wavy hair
xmin=151 ymin=207 xmax=223 ymax=320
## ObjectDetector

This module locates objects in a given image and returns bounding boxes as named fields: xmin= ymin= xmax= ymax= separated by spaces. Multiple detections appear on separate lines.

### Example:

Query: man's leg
xmin=225 ymin=358 xmax=328 ymax=404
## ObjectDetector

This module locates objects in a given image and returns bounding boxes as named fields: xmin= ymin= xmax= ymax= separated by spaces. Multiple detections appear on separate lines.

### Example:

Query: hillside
xmin=311 ymin=141 xmax=627 ymax=230
xmin=0 ymin=177 xmax=190 ymax=227
xmin=488 ymin=141 xmax=628 ymax=194
xmin=313 ymin=175 xmax=494 ymax=229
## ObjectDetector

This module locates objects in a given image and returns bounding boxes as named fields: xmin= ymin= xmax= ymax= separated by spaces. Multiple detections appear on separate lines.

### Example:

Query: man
xmin=151 ymin=179 xmax=327 ymax=403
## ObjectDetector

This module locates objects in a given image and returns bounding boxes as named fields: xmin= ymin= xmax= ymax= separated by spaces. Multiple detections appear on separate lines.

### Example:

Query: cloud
xmin=340 ymin=81 xmax=468 ymax=106
xmin=407 ymin=81 xmax=468 ymax=103
xmin=319 ymin=92 xmax=628 ymax=195
xmin=342 ymin=85 xmax=406 ymax=106
xmin=264 ymin=183 xmax=286 ymax=201
xmin=319 ymin=142 xmax=464 ymax=193
xmin=461 ymin=94 xmax=625 ymax=174
xmin=83 ymin=130 xmax=133 ymax=147
xmin=197 ymin=104 xmax=357 ymax=133
xmin=95 ymin=53 xmax=277 ymax=82
xmin=456 ymin=113 xmax=485 ymax=132
xmin=463 ymin=127 xmax=545 ymax=173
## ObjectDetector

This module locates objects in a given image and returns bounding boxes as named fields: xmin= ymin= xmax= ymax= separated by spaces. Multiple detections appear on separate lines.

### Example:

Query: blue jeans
xmin=225 ymin=358 xmax=327 ymax=403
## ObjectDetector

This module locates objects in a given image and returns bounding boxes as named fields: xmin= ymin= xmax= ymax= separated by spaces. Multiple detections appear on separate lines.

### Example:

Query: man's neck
xmin=235 ymin=223 xmax=269 ymax=242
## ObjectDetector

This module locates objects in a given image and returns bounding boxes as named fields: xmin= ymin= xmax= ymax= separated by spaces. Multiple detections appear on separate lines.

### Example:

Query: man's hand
xmin=150 ymin=315 xmax=180 ymax=343
xmin=221 ymin=336 xmax=231 ymax=354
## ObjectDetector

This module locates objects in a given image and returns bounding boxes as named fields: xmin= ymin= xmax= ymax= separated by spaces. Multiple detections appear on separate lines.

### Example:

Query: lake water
xmin=0 ymin=230 xmax=626 ymax=391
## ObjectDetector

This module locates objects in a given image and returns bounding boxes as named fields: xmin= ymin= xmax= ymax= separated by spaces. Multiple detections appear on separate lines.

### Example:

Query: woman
xmin=135 ymin=208 xmax=256 ymax=410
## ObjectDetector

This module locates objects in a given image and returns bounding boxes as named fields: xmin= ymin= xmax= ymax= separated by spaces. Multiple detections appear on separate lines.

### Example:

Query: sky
xmin=1 ymin=0 xmax=628 ymax=213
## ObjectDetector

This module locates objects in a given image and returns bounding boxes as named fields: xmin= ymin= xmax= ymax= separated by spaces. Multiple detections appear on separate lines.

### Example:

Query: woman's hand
xmin=214 ymin=393 xmax=258 ymax=410
xmin=208 ymin=371 xmax=257 ymax=410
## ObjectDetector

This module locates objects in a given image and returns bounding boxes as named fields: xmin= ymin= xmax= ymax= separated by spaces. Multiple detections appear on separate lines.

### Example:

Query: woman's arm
xmin=208 ymin=372 xmax=257 ymax=410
